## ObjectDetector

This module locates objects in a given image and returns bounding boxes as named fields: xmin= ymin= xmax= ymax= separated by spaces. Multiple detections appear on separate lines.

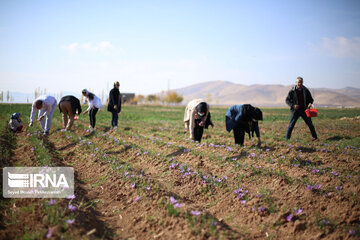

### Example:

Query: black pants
xmin=89 ymin=108 xmax=98 ymax=128
xmin=194 ymin=119 xmax=204 ymax=142
xmin=233 ymin=122 xmax=246 ymax=145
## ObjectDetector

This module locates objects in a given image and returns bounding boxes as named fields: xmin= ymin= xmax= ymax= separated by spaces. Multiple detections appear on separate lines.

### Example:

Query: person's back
xmin=9 ymin=113 xmax=23 ymax=132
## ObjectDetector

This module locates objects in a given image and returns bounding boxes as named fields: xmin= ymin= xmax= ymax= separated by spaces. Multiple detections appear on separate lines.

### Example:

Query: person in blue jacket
xmin=226 ymin=104 xmax=263 ymax=146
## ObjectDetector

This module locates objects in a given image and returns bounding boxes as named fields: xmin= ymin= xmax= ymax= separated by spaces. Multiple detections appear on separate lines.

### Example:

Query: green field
xmin=0 ymin=104 xmax=359 ymax=239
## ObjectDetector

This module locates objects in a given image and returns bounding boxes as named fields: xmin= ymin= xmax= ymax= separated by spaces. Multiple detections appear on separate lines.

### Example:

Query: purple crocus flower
xmin=190 ymin=210 xmax=201 ymax=216
xmin=349 ymin=230 xmax=356 ymax=235
xmin=286 ymin=214 xmax=293 ymax=222
xmin=331 ymin=171 xmax=338 ymax=177
xmin=134 ymin=196 xmax=140 ymax=201
xmin=170 ymin=196 xmax=177 ymax=204
xmin=295 ymin=208 xmax=303 ymax=215
xmin=130 ymin=183 xmax=136 ymax=189
xmin=46 ymin=227 xmax=53 ymax=238
xmin=66 ymin=194 xmax=76 ymax=200
xmin=68 ymin=204 xmax=77 ymax=211
xmin=336 ymin=186 xmax=343 ymax=191
xmin=145 ymin=187 xmax=151 ymax=191
xmin=67 ymin=219 xmax=75 ymax=225
xmin=240 ymin=200 xmax=246 ymax=205
xmin=174 ymin=203 xmax=182 ymax=208
xmin=259 ymin=207 xmax=266 ymax=212
xmin=48 ymin=199 xmax=56 ymax=205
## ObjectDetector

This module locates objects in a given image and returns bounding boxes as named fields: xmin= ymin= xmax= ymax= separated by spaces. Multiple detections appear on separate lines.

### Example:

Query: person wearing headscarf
xmin=58 ymin=95 xmax=82 ymax=130
xmin=184 ymin=99 xmax=213 ymax=142
xmin=29 ymin=95 xmax=57 ymax=135
xmin=9 ymin=113 xmax=23 ymax=132
xmin=82 ymin=89 xmax=104 ymax=130
xmin=107 ymin=81 xmax=122 ymax=127
xmin=226 ymin=104 xmax=263 ymax=146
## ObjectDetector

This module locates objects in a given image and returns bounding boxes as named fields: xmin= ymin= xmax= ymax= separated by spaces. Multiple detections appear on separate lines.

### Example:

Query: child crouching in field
xmin=9 ymin=113 xmax=23 ymax=132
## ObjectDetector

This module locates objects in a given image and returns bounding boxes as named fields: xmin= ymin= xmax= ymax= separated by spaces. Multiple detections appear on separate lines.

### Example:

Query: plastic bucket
xmin=305 ymin=109 xmax=318 ymax=117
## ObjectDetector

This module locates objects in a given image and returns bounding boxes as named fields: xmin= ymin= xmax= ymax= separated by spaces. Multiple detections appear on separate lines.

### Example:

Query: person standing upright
xmin=29 ymin=95 xmax=57 ymax=135
xmin=107 ymin=81 xmax=122 ymax=128
xmin=285 ymin=77 xmax=318 ymax=141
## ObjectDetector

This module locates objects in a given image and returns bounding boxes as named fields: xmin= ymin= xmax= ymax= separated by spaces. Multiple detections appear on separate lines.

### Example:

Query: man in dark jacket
xmin=108 ymin=81 xmax=121 ymax=127
xmin=285 ymin=77 xmax=318 ymax=140
xmin=59 ymin=95 xmax=82 ymax=130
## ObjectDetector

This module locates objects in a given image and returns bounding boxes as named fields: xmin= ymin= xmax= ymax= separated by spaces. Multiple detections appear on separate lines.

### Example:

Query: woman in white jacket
xmin=82 ymin=89 xmax=104 ymax=130
xmin=29 ymin=95 xmax=57 ymax=135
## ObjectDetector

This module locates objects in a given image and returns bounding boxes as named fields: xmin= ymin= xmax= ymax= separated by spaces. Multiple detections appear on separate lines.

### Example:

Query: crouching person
xmin=29 ymin=95 xmax=57 ymax=135
xmin=9 ymin=113 xmax=23 ymax=132
xmin=184 ymin=99 xmax=214 ymax=142
xmin=226 ymin=104 xmax=263 ymax=146
xmin=59 ymin=95 xmax=82 ymax=130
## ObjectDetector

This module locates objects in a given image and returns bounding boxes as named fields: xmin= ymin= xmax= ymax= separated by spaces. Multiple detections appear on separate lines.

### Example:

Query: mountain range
xmin=175 ymin=81 xmax=360 ymax=107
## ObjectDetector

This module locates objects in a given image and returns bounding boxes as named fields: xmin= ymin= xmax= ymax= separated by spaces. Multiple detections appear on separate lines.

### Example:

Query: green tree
xmin=146 ymin=94 xmax=158 ymax=103
xmin=0 ymin=91 xmax=3 ymax=102
xmin=6 ymin=90 xmax=10 ymax=102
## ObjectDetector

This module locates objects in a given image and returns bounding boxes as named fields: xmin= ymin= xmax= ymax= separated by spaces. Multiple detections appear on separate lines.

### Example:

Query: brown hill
xmin=175 ymin=81 xmax=360 ymax=107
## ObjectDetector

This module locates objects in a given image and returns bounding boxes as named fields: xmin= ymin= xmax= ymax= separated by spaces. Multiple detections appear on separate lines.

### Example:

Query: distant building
xmin=121 ymin=93 xmax=135 ymax=103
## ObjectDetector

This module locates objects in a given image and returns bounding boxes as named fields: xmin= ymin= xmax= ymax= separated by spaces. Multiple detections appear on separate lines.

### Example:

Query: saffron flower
xmin=67 ymin=219 xmax=75 ymax=225
xmin=349 ymin=230 xmax=356 ymax=235
xmin=68 ymin=204 xmax=77 ymax=211
xmin=66 ymin=194 xmax=76 ymax=200
xmin=130 ymin=183 xmax=136 ymax=189
xmin=240 ymin=200 xmax=246 ymax=205
xmin=295 ymin=208 xmax=303 ymax=215
xmin=134 ymin=196 xmax=140 ymax=201
xmin=145 ymin=187 xmax=151 ymax=191
xmin=259 ymin=207 xmax=266 ymax=213
xmin=190 ymin=210 xmax=201 ymax=216
xmin=48 ymin=199 xmax=56 ymax=205
xmin=170 ymin=196 xmax=177 ymax=204
xmin=286 ymin=214 xmax=293 ymax=222
xmin=331 ymin=171 xmax=338 ymax=177
xmin=46 ymin=227 xmax=53 ymax=238
xmin=174 ymin=203 xmax=182 ymax=208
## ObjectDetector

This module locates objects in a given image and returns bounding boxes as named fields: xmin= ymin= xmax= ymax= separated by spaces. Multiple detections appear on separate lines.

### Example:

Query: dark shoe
xmin=312 ymin=138 xmax=318 ymax=141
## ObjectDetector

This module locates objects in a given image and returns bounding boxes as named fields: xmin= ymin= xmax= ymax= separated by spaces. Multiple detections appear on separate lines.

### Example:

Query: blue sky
xmin=0 ymin=0 xmax=360 ymax=96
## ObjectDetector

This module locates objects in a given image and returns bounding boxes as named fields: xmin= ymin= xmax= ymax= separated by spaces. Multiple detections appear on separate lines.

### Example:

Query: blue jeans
xmin=286 ymin=110 xmax=317 ymax=139
xmin=111 ymin=111 xmax=119 ymax=127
